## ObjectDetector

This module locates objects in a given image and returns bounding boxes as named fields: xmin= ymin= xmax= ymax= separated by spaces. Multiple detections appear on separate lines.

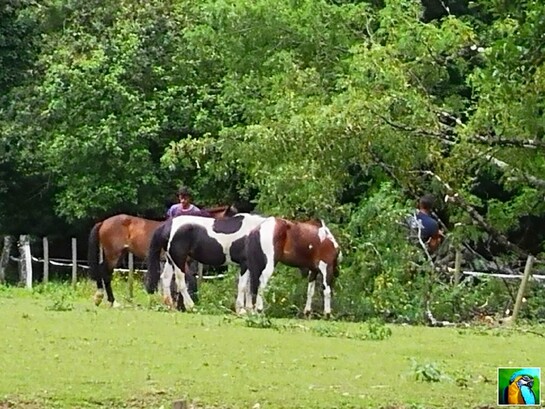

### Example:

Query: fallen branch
xmin=425 ymin=301 xmax=456 ymax=327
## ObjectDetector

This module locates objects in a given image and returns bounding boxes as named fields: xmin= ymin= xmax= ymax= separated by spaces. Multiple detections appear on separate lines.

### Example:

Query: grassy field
xmin=0 ymin=281 xmax=544 ymax=409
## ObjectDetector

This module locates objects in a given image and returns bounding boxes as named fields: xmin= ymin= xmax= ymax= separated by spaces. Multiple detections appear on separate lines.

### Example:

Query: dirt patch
xmin=0 ymin=399 xmax=45 ymax=409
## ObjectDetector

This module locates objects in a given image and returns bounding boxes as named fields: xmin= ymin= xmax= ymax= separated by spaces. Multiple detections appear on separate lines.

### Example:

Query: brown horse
xmin=246 ymin=216 xmax=342 ymax=318
xmin=87 ymin=205 xmax=237 ymax=307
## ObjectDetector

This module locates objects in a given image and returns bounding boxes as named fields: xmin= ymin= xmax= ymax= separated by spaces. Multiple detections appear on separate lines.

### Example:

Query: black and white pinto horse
xmin=145 ymin=213 xmax=267 ymax=312
xmin=247 ymin=216 xmax=342 ymax=317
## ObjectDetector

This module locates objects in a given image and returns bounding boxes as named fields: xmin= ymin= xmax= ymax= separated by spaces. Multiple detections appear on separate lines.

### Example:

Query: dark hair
xmin=419 ymin=194 xmax=435 ymax=210
xmin=177 ymin=186 xmax=191 ymax=198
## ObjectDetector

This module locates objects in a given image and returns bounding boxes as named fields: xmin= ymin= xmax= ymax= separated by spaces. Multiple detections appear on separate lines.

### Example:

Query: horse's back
xmin=170 ymin=215 xmax=215 ymax=233
xmin=285 ymin=220 xmax=322 ymax=247
xmin=98 ymin=214 xmax=163 ymax=259
xmin=170 ymin=213 xmax=265 ymax=238
xmin=277 ymin=218 xmax=340 ymax=268
xmin=99 ymin=214 xmax=161 ymax=237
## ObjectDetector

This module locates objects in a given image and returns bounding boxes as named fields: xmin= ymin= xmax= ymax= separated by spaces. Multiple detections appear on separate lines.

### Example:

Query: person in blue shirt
xmin=165 ymin=186 xmax=204 ymax=309
xmin=166 ymin=186 xmax=211 ymax=219
xmin=412 ymin=194 xmax=443 ymax=253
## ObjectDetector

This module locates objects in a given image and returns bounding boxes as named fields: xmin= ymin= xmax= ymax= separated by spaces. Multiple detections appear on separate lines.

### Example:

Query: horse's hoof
xmin=94 ymin=291 xmax=104 ymax=306
xmin=237 ymin=308 xmax=248 ymax=316
xmin=303 ymin=309 xmax=312 ymax=318
xmin=110 ymin=301 xmax=122 ymax=308
xmin=324 ymin=312 xmax=332 ymax=320
xmin=184 ymin=300 xmax=195 ymax=311
xmin=162 ymin=296 xmax=174 ymax=309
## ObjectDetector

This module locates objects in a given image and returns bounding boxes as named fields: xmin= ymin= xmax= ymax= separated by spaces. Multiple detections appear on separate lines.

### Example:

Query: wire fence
xmin=0 ymin=235 xmax=226 ymax=288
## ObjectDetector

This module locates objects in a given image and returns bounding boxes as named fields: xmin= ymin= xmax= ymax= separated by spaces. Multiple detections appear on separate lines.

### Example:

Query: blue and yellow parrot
xmin=502 ymin=370 xmax=537 ymax=405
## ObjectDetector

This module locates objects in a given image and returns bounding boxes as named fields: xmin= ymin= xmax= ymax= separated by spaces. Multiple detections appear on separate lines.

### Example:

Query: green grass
xmin=1 ymin=281 xmax=544 ymax=409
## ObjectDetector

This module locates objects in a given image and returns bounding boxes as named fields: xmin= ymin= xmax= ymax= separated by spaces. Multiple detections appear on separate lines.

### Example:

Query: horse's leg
xmin=254 ymin=259 xmax=276 ymax=313
xmin=185 ymin=271 xmax=198 ymax=305
xmin=92 ymin=242 xmax=121 ymax=308
xmin=174 ymin=265 xmax=195 ymax=311
xmin=318 ymin=261 xmax=332 ymax=318
xmin=103 ymin=268 xmax=120 ymax=308
xmin=166 ymin=240 xmax=194 ymax=311
xmin=181 ymin=258 xmax=199 ymax=309
xmin=93 ymin=258 xmax=110 ymax=306
xmin=103 ymin=252 xmax=120 ymax=308
xmin=94 ymin=275 xmax=105 ymax=306
xmin=303 ymin=269 xmax=319 ymax=317
xmin=104 ymin=279 xmax=119 ymax=308
xmin=94 ymin=259 xmax=114 ymax=307
xmin=160 ymin=261 xmax=175 ymax=309
xmin=243 ymin=270 xmax=263 ymax=312
xmin=236 ymin=269 xmax=249 ymax=314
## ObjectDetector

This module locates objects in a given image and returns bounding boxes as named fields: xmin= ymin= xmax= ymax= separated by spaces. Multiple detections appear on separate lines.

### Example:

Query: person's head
xmin=177 ymin=186 xmax=192 ymax=208
xmin=418 ymin=194 xmax=435 ymax=212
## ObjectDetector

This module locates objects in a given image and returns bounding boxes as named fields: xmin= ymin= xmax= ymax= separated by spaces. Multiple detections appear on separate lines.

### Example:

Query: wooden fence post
xmin=509 ymin=255 xmax=535 ymax=325
xmin=43 ymin=237 xmax=49 ymax=284
xmin=18 ymin=235 xmax=33 ymax=289
xmin=197 ymin=262 xmax=203 ymax=282
xmin=454 ymin=247 xmax=462 ymax=285
xmin=128 ymin=252 xmax=134 ymax=299
xmin=0 ymin=236 xmax=13 ymax=284
xmin=71 ymin=238 xmax=77 ymax=288
xmin=25 ymin=237 xmax=32 ymax=289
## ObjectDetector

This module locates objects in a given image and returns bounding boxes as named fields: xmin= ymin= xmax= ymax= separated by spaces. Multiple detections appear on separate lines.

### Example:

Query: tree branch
xmin=379 ymin=111 xmax=545 ymax=150
xmin=437 ymin=111 xmax=545 ymax=150
xmin=375 ymin=114 xmax=545 ymax=190
xmin=484 ymin=155 xmax=545 ymax=189
xmin=376 ymin=113 xmax=456 ymax=145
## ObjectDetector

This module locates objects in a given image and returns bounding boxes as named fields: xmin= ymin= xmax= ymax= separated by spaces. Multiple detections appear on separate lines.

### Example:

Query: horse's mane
xmin=203 ymin=204 xmax=231 ymax=213
xmin=289 ymin=218 xmax=322 ymax=227
xmin=301 ymin=219 xmax=322 ymax=227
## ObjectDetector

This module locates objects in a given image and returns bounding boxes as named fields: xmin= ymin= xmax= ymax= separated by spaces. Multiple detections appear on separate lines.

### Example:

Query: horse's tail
xmin=247 ymin=228 xmax=263 ymax=304
xmin=145 ymin=221 xmax=170 ymax=294
xmin=87 ymin=222 xmax=103 ymax=281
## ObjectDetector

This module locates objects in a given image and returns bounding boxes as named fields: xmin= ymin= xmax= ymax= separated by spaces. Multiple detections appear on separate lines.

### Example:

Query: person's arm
xmin=188 ymin=205 xmax=209 ymax=217
xmin=199 ymin=209 xmax=212 ymax=218
xmin=166 ymin=205 xmax=177 ymax=219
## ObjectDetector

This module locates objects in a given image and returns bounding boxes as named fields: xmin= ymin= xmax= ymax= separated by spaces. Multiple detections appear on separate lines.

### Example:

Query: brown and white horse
xmin=246 ymin=217 xmax=342 ymax=317
xmin=87 ymin=205 xmax=237 ymax=307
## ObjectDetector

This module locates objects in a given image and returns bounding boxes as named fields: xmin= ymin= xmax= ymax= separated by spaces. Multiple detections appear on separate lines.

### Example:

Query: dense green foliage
xmin=2 ymin=0 xmax=545 ymax=322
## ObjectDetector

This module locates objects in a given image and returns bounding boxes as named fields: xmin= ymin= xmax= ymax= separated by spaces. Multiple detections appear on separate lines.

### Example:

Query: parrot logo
xmin=500 ymin=370 xmax=538 ymax=405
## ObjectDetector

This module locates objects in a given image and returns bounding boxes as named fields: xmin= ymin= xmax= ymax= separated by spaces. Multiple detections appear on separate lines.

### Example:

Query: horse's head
xmin=224 ymin=204 xmax=239 ymax=217
xmin=205 ymin=204 xmax=239 ymax=219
